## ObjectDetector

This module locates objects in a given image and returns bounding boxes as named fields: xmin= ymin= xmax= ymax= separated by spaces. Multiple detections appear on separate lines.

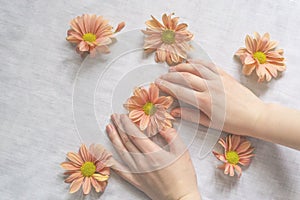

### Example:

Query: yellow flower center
xmin=80 ymin=162 xmax=96 ymax=177
xmin=253 ymin=51 xmax=267 ymax=64
xmin=161 ymin=30 xmax=175 ymax=44
xmin=83 ymin=33 xmax=96 ymax=43
xmin=226 ymin=151 xmax=240 ymax=165
xmin=143 ymin=102 xmax=157 ymax=115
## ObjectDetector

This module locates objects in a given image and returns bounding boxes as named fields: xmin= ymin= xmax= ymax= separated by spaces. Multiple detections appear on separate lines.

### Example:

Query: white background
xmin=0 ymin=0 xmax=299 ymax=199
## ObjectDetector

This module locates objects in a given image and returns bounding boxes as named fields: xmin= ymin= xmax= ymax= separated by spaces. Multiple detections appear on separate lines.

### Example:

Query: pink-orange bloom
xmin=235 ymin=32 xmax=286 ymax=82
xmin=61 ymin=144 xmax=113 ymax=195
xmin=66 ymin=14 xmax=125 ymax=55
xmin=142 ymin=13 xmax=194 ymax=65
xmin=124 ymin=83 xmax=174 ymax=137
xmin=213 ymin=135 xmax=254 ymax=177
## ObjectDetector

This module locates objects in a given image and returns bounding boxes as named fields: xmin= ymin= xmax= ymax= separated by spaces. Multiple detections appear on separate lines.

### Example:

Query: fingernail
xmin=106 ymin=124 xmax=112 ymax=133
xmin=169 ymin=66 xmax=176 ymax=72
xmin=171 ymin=110 xmax=181 ymax=118
xmin=111 ymin=113 xmax=116 ymax=119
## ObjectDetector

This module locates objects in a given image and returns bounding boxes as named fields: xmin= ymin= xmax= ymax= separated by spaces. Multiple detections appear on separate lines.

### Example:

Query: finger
xmin=120 ymin=114 xmax=162 ymax=153
xmin=106 ymin=124 xmax=138 ymax=170
xmin=111 ymin=114 xmax=140 ymax=153
xmin=159 ymin=72 xmax=207 ymax=92
xmin=187 ymin=59 xmax=219 ymax=73
xmin=171 ymin=62 xmax=215 ymax=79
xmin=188 ymin=59 xmax=229 ymax=78
xmin=155 ymin=78 xmax=201 ymax=105
xmin=159 ymin=128 xmax=186 ymax=155
xmin=171 ymin=107 xmax=211 ymax=127
xmin=110 ymin=158 xmax=141 ymax=189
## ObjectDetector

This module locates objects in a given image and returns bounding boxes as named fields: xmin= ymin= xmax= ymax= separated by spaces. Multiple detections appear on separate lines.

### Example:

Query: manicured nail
xmin=169 ymin=66 xmax=176 ymax=72
xmin=106 ymin=124 xmax=112 ymax=133
xmin=171 ymin=110 xmax=181 ymax=117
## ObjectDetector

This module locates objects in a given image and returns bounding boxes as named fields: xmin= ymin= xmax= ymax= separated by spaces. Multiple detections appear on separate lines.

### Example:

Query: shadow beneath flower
xmin=64 ymin=189 xmax=103 ymax=200
xmin=65 ymin=191 xmax=85 ymax=200
xmin=214 ymin=167 xmax=239 ymax=188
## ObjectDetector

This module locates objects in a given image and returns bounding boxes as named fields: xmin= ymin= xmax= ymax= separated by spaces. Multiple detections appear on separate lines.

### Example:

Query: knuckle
xmin=121 ymin=134 xmax=130 ymax=144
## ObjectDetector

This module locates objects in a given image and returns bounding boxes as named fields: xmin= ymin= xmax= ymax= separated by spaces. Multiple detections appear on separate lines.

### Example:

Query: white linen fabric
xmin=0 ymin=0 xmax=299 ymax=199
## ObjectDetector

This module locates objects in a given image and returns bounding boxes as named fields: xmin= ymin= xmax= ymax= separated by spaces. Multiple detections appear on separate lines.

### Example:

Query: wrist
xmin=179 ymin=190 xmax=201 ymax=200
xmin=250 ymin=102 xmax=274 ymax=139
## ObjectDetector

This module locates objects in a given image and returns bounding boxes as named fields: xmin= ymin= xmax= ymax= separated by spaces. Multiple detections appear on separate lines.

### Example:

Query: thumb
xmin=159 ymin=128 xmax=186 ymax=155
xmin=171 ymin=107 xmax=211 ymax=127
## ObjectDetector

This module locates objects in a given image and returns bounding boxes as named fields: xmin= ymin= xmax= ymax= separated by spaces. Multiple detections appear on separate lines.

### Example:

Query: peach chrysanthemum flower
xmin=142 ymin=13 xmax=194 ymax=65
xmin=124 ymin=83 xmax=174 ymax=137
xmin=61 ymin=144 xmax=113 ymax=195
xmin=235 ymin=32 xmax=286 ymax=82
xmin=213 ymin=135 xmax=254 ymax=177
xmin=66 ymin=14 xmax=125 ymax=55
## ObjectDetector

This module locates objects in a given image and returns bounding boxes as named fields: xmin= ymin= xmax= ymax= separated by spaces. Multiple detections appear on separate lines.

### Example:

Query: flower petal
xmin=229 ymin=164 xmax=235 ymax=176
xmin=212 ymin=151 xmax=226 ymax=162
xmin=218 ymin=138 xmax=228 ymax=151
xmin=65 ymin=172 xmax=83 ymax=183
xmin=67 ymin=152 xmax=83 ymax=166
xmin=245 ymin=35 xmax=255 ymax=52
xmin=99 ymin=181 xmax=108 ymax=192
xmin=69 ymin=176 xmax=84 ymax=194
xmin=114 ymin=22 xmax=125 ymax=33
xmin=227 ymin=135 xmax=232 ymax=151
xmin=224 ymin=163 xmax=230 ymax=175
xmin=242 ymin=64 xmax=256 ymax=75
xmin=129 ymin=110 xmax=145 ymax=121
xmin=239 ymin=158 xmax=251 ymax=166
xmin=244 ymin=56 xmax=255 ymax=65
xmin=93 ymin=174 xmax=109 ymax=182
xmin=256 ymin=64 xmax=267 ymax=82
xmin=149 ymin=83 xmax=159 ymax=103
xmin=79 ymin=144 xmax=91 ymax=162
xmin=146 ymin=16 xmax=164 ymax=29
xmin=61 ymin=162 xmax=80 ymax=170
xmin=162 ymin=13 xmax=169 ymax=28
xmin=78 ymin=41 xmax=89 ymax=52
xmin=99 ymin=167 xmax=110 ymax=176
xmin=265 ymin=64 xmax=278 ymax=78
xmin=139 ymin=115 xmax=150 ymax=130
xmin=236 ymin=141 xmax=251 ymax=154
xmin=234 ymin=165 xmax=242 ymax=177
xmin=175 ymin=23 xmax=188 ymax=31
xmin=82 ymin=177 xmax=92 ymax=195
xmin=155 ymin=96 xmax=173 ymax=108
xmin=231 ymin=135 xmax=241 ymax=151
xmin=91 ymin=177 xmax=101 ymax=192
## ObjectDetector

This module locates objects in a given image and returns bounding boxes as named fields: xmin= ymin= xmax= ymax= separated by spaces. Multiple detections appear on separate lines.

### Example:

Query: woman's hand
xmin=155 ymin=60 xmax=266 ymax=137
xmin=106 ymin=114 xmax=201 ymax=200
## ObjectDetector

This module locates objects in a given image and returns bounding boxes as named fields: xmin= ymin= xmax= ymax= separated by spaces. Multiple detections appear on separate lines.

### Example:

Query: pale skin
xmin=106 ymin=60 xmax=300 ymax=199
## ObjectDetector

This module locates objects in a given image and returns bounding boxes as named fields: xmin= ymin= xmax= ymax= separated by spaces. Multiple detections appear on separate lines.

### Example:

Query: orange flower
xmin=235 ymin=32 xmax=286 ymax=82
xmin=124 ymin=83 xmax=174 ymax=137
xmin=213 ymin=135 xmax=254 ymax=177
xmin=61 ymin=144 xmax=113 ymax=195
xmin=66 ymin=14 xmax=125 ymax=55
xmin=142 ymin=13 xmax=194 ymax=65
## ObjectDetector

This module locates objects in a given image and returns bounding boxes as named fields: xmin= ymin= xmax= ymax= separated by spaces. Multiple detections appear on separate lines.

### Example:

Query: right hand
xmin=155 ymin=60 xmax=266 ymax=136
xmin=106 ymin=114 xmax=201 ymax=200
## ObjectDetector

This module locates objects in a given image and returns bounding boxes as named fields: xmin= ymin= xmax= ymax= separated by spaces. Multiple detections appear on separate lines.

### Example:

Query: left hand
xmin=106 ymin=114 xmax=201 ymax=200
